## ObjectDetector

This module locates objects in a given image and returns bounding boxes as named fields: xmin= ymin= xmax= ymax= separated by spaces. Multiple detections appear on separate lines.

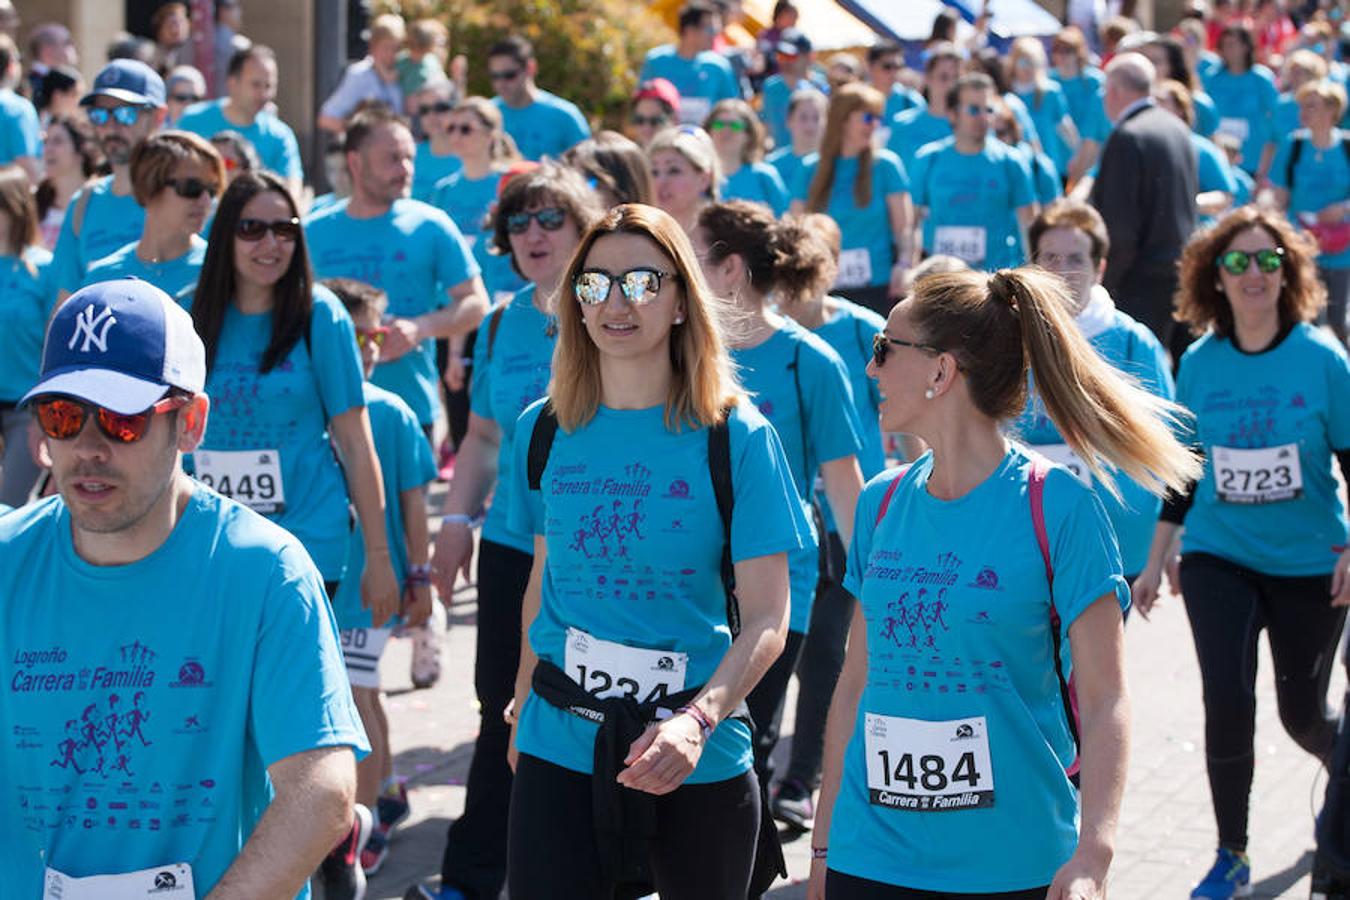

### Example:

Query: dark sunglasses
xmin=356 ymin=326 xmax=389 ymax=348
xmin=878 ymin=61 xmax=903 ymax=70
xmin=87 ymin=105 xmax=143 ymax=127
xmin=872 ymin=332 xmax=942 ymax=367
xmin=35 ymin=395 xmax=191 ymax=443
xmin=447 ymin=123 xmax=478 ymax=136
xmin=1217 ymin=247 xmax=1284 ymax=276
xmin=166 ymin=177 xmax=218 ymax=200
xmin=710 ymin=119 xmax=747 ymax=132
xmin=419 ymin=101 xmax=455 ymax=116
xmin=632 ymin=114 xmax=669 ymax=127
xmin=506 ymin=207 xmax=567 ymax=234
xmin=965 ymin=104 xmax=997 ymax=116
xmin=574 ymin=267 xmax=677 ymax=306
xmin=236 ymin=217 xmax=301 ymax=242
xmin=489 ymin=68 xmax=522 ymax=82
xmin=170 ymin=93 xmax=201 ymax=104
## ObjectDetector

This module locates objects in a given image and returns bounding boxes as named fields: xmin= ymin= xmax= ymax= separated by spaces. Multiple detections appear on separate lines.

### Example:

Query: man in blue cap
xmin=50 ymin=59 xmax=166 ymax=306
xmin=0 ymin=278 xmax=371 ymax=898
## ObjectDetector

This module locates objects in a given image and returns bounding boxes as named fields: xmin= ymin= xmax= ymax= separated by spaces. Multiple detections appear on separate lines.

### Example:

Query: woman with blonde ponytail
xmin=808 ymin=267 xmax=1199 ymax=900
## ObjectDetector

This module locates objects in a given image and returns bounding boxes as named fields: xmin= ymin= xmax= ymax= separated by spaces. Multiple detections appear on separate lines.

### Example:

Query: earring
xmin=673 ymin=316 xmax=684 ymax=324
xmin=924 ymin=388 xmax=936 ymax=400
xmin=1214 ymin=281 xmax=1224 ymax=292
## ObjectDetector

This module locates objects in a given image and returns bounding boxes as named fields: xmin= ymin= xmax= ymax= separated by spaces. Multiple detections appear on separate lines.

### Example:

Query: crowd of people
xmin=1 ymin=1 xmax=1349 ymax=900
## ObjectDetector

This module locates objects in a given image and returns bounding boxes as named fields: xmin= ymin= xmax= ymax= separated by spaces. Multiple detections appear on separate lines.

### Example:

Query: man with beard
xmin=50 ymin=59 xmax=165 ymax=303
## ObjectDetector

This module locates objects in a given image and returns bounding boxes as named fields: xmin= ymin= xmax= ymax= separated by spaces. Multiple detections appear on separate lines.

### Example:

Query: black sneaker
xmin=770 ymin=778 xmax=815 ymax=832
xmin=318 ymin=803 xmax=372 ymax=900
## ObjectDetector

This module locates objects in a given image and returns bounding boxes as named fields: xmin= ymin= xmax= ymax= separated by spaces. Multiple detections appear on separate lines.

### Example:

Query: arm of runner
xmin=431 ymin=412 xmax=502 ymax=597
xmin=328 ymin=406 xmax=400 ymax=627
xmin=1131 ymin=520 xmax=1183 ymax=620
xmin=402 ymin=484 xmax=433 ymax=626
xmin=820 ymin=454 xmax=863 ymax=550
xmin=807 ymin=600 xmax=868 ymax=900
xmin=618 ymin=551 xmax=790 ymax=796
xmin=1066 ymin=138 xmax=1100 ymax=189
xmin=205 ymin=745 xmax=356 ymax=899
xmin=443 ymin=334 xmax=469 ymax=390
xmin=1046 ymin=593 xmax=1129 ymax=900
xmin=1016 ymin=204 xmax=1037 ymax=261
xmin=508 ymin=535 xmax=548 ymax=773
xmin=886 ymin=191 xmax=913 ymax=299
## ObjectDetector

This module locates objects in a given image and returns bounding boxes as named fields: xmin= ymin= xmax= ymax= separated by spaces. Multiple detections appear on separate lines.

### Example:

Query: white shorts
xmin=339 ymin=627 xmax=393 ymax=689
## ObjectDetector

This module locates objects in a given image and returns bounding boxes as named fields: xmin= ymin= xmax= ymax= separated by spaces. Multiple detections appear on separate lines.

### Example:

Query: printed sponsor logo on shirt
xmin=967 ymin=566 xmax=1001 ymax=590
xmin=169 ymin=660 xmax=212 ymax=689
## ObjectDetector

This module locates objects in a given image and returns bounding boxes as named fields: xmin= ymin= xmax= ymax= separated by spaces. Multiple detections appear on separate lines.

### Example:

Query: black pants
xmin=438 ymin=539 xmax=530 ymax=898
xmin=1180 ymin=552 xmax=1346 ymax=851
xmin=825 ymin=869 xmax=1049 ymax=899
xmin=746 ymin=628 xmax=807 ymax=787
xmin=442 ymin=328 xmax=476 ymax=451
xmin=507 ymin=753 xmax=760 ymax=900
xmin=786 ymin=531 xmax=851 ymax=789
xmin=835 ymin=284 xmax=893 ymax=318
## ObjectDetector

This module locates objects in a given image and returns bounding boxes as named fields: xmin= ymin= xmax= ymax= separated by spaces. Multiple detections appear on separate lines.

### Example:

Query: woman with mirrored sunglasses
xmin=1134 ymin=206 xmax=1350 ymax=898
xmin=505 ymin=204 xmax=810 ymax=899
xmin=82 ymin=131 xmax=223 ymax=309
xmin=411 ymin=78 xmax=463 ymax=202
xmin=189 ymin=170 xmax=399 ymax=626
xmin=705 ymin=99 xmax=790 ymax=217
xmin=423 ymin=163 xmax=604 ymax=900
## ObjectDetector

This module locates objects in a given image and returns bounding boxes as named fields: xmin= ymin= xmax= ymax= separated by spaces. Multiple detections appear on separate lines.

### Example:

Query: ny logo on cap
xmin=68 ymin=303 xmax=118 ymax=353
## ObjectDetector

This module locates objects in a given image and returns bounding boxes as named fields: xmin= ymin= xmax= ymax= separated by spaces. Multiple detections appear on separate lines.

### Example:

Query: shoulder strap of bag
xmin=707 ymin=407 xmax=737 ymax=636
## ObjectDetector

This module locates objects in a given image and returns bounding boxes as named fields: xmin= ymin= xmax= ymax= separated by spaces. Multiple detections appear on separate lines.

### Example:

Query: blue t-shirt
xmin=1193 ymin=90 xmax=1220 ymax=138
xmin=0 ymin=488 xmax=368 ymax=899
xmin=766 ymin=146 xmax=808 ymax=195
xmin=50 ymin=176 xmax=147 ymax=295
xmin=470 ymin=285 xmax=557 ymax=554
xmin=885 ymin=84 xmax=926 ymax=123
xmin=194 ymin=286 xmax=366 ymax=580
xmin=493 ymin=90 xmax=591 ymax=162
xmin=910 ymin=137 xmax=1036 ymax=271
xmin=305 ymin=198 xmax=480 ymax=426
xmin=1014 ymin=82 xmax=1075 ymax=174
xmin=830 ymin=448 xmax=1127 ymax=893
xmin=84 ymin=236 xmax=208 ymax=309
xmin=1270 ymin=129 xmax=1350 ymax=269
xmin=639 ymin=46 xmax=740 ymax=125
xmin=1004 ymin=92 xmax=1041 ymax=150
xmin=1232 ymin=164 xmax=1256 ymax=207
xmin=760 ymin=74 xmax=826 ymax=149
xmin=0 ymin=246 xmax=53 ymax=403
xmin=1017 ymin=143 xmax=1062 ymax=206
xmin=1051 ymin=69 xmax=1109 ymax=144
xmin=1274 ymin=93 xmax=1301 ymax=145
xmin=886 ymin=107 xmax=952 ymax=166
xmin=732 ymin=322 xmax=864 ymax=632
xmin=509 ymin=399 xmax=809 ymax=782
xmin=1176 ymin=324 xmax=1350 ymax=576
xmin=0 ymin=87 xmax=40 ymax=166
xmin=1010 ymin=303 xmax=1174 ymax=575
xmin=174 ymin=99 xmax=304 ymax=182
xmin=413 ymin=141 xmax=463 ymax=202
xmin=427 ymin=169 xmax=524 ymax=304
xmin=333 ymin=382 xmax=437 ymax=630
xmin=1194 ymin=133 xmax=1240 ymax=229
xmin=1206 ymin=66 xmax=1280 ymax=175
xmin=793 ymin=150 xmax=909 ymax=290
xmin=721 ymin=161 xmax=790 ymax=215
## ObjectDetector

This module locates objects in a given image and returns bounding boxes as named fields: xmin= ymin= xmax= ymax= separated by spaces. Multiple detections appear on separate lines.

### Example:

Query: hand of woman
xmin=380 ymin=317 xmax=422 ymax=362
xmin=443 ymin=354 xmax=467 ymax=391
xmin=616 ymin=712 xmax=706 ymax=795
xmin=402 ymin=582 xmax=433 ymax=627
xmin=888 ymin=262 xmax=910 ymax=300
xmin=1045 ymin=846 xmax=1110 ymax=899
xmin=1331 ymin=546 xmax=1350 ymax=607
xmin=431 ymin=520 xmax=474 ymax=602
xmin=806 ymin=856 xmax=828 ymax=900
xmin=362 ymin=553 xmax=401 ymax=628
xmin=1130 ymin=565 xmax=1165 ymax=621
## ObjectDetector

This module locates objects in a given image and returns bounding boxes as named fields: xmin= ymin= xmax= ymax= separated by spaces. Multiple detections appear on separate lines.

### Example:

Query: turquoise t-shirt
xmin=84 ymin=235 xmax=208 ymax=309
xmin=429 ymin=169 xmax=498 ymax=236
xmin=1206 ymin=66 xmax=1280 ymax=175
xmin=469 ymin=285 xmax=557 ymax=554
xmin=910 ymin=136 xmax=1035 ymax=270
xmin=1274 ymin=93 xmax=1301 ymax=144
xmin=1014 ymin=81 xmax=1074 ymax=174
xmin=508 ymin=399 xmax=809 ymax=782
xmin=0 ymin=488 xmax=368 ymax=899
xmin=830 ymin=448 xmax=1127 ymax=893
xmin=1051 ymin=68 xmax=1108 ymax=144
xmin=793 ymin=149 xmax=909 ymax=290
xmin=333 ymin=382 xmax=437 ymax=630
xmin=766 ymin=146 xmax=808 ymax=195
xmin=174 ymin=99 xmax=304 ymax=182
xmin=1010 ymin=303 xmax=1175 ymax=576
xmin=50 ymin=176 xmax=147 ymax=295
xmin=732 ymin=322 xmax=864 ymax=632
xmin=1270 ymin=129 xmax=1350 ymax=269
xmin=1004 ymin=92 xmax=1042 ymax=150
xmin=1176 ymin=324 xmax=1350 ymax=576
xmin=1017 ymin=143 xmax=1062 ymax=206
xmin=0 ymin=246 xmax=53 ymax=403
xmin=194 ymin=286 xmax=366 ymax=581
xmin=1232 ymin=164 xmax=1256 ymax=207
xmin=413 ymin=141 xmax=463 ymax=202
xmin=638 ymin=46 xmax=740 ymax=125
xmin=760 ymin=74 xmax=826 ymax=149
xmin=1193 ymin=90 xmax=1220 ymax=138
xmin=305 ymin=198 xmax=480 ymax=425
xmin=493 ymin=90 xmax=591 ymax=161
xmin=0 ymin=88 xmax=40 ymax=166
xmin=1194 ymin=133 xmax=1240 ymax=229
xmin=887 ymin=107 xmax=952 ymax=166
xmin=885 ymin=84 xmax=926 ymax=123
xmin=721 ymin=161 xmax=790 ymax=215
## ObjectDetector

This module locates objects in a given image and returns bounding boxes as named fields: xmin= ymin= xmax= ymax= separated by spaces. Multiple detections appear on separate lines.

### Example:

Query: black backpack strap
xmin=526 ymin=403 xmax=560 ymax=492
xmin=788 ymin=340 xmax=809 ymax=502
xmin=707 ymin=407 xmax=737 ymax=637
xmin=485 ymin=302 xmax=506 ymax=362
xmin=1288 ymin=135 xmax=1305 ymax=190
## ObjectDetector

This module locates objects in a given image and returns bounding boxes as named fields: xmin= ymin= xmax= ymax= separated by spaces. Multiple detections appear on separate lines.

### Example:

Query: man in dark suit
xmin=1090 ymin=52 xmax=1198 ymax=348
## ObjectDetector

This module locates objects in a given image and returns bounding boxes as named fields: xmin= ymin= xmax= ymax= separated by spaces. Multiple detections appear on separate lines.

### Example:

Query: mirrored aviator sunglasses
xmin=573 ymin=268 xmax=674 ymax=306
xmin=1217 ymin=247 xmax=1284 ymax=276
xmin=35 ymin=395 xmax=191 ymax=443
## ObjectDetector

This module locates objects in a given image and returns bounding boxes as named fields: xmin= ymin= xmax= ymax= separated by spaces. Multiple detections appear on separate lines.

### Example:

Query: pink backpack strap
xmin=874 ymin=465 xmax=912 ymax=526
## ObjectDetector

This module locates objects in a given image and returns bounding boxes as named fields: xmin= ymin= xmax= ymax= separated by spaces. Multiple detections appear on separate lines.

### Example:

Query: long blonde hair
xmin=550 ymin=203 xmax=742 ymax=432
xmin=910 ymin=268 xmax=1201 ymax=496
xmin=806 ymin=82 xmax=884 ymax=212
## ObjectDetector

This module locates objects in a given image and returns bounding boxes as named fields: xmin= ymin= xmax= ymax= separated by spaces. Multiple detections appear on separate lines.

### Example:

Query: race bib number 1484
xmin=863 ymin=713 xmax=995 ymax=812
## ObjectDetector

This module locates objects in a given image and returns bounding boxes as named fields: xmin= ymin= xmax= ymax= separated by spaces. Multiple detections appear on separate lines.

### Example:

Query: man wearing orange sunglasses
xmin=1 ymin=278 xmax=369 ymax=898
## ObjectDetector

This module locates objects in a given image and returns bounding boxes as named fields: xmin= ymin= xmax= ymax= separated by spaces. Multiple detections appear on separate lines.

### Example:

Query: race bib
xmin=678 ymin=96 xmax=711 ymax=126
xmin=44 ymin=864 xmax=194 ymax=899
xmin=194 ymin=449 xmax=285 ymax=514
xmin=933 ymin=226 xmax=987 ymax=264
xmin=835 ymin=248 xmax=874 ymax=288
xmin=563 ymin=627 xmax=687 ymax=705
xmin=1212 ymin=443 xmax=1303 ymax=504
xmin=863 ymin=713 xmax=995 ymax=811
xmin=1217 ymin=117 xmax=1250 ymax=143
xmin=1036 ymin=443 xmax=1091 ymax=487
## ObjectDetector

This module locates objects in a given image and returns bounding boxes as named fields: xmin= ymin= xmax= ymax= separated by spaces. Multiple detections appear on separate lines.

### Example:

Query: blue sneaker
xmin=405 ymin=884 xmax=466 ymax=900
xmin=1190 ymin=848 xmax=1252 ymax=898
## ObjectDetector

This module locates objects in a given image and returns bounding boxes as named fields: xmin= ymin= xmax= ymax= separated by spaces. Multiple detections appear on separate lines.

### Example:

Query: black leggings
xmin=825 ymin=869 xmax=1049 ymax=899
xmin=1180 ymin=552 xmax=1346 ymax=852
xmin=507 ymin=753 xmax=761 ymax=900
xmin=745 ymin=628 xmax=807 ymax=786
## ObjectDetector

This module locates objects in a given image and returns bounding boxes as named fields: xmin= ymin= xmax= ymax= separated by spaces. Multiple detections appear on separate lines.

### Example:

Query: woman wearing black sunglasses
xmin=189 ymin=170 xmax=399 ymax=622
xmin=82 ymin=130 xmax=223 ymax=308
xmin=411 ymin=79 xmax=462 ymax=202
xmin=1133 ymin=206 xmax=1350 ymax=898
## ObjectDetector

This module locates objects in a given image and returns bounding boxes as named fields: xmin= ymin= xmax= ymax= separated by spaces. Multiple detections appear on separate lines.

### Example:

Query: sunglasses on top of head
xmin=34 ymin=395 xmax=192 ymax=443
